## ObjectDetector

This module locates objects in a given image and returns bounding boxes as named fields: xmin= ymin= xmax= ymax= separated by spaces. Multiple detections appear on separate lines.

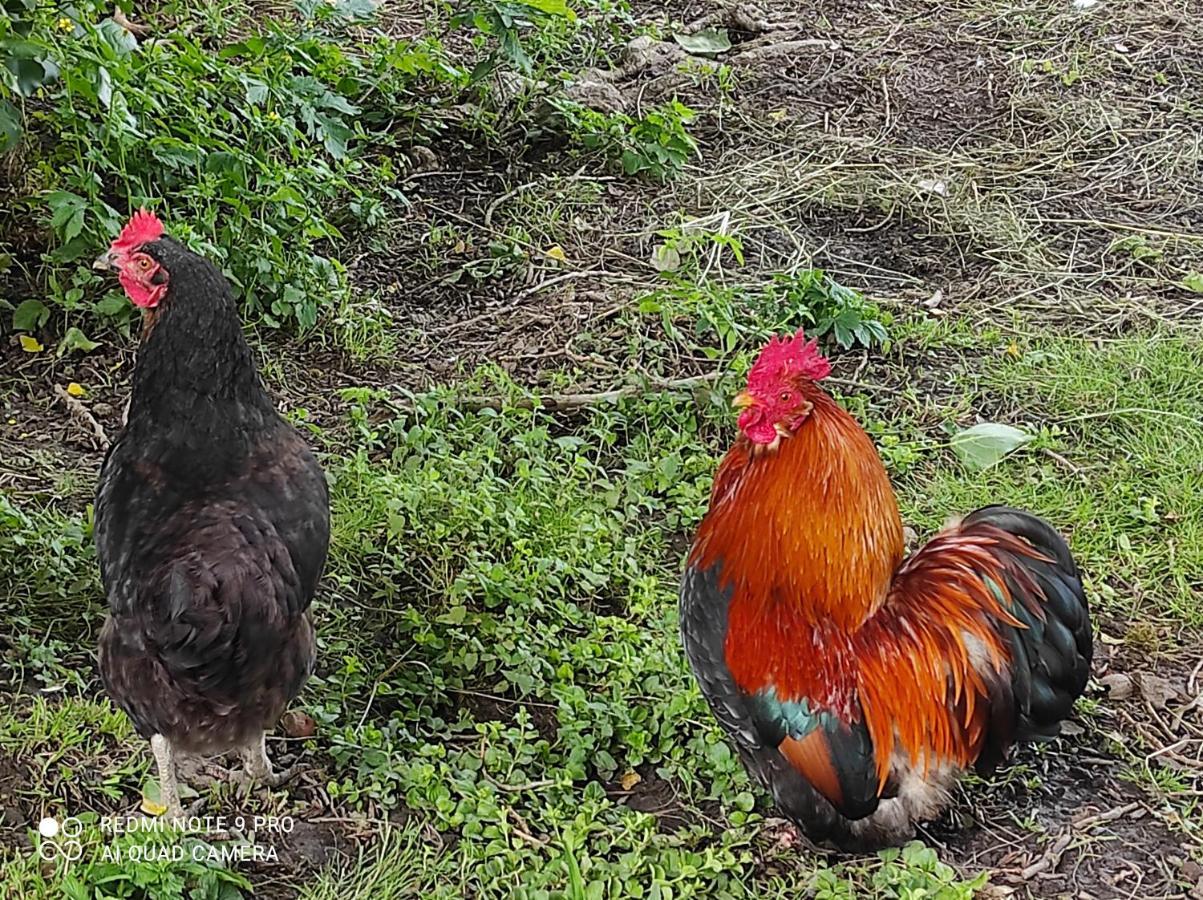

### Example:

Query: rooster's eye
xmin=779 ymin=391 xmax=792 ymax=403
xmin=136 ymin=257 xmax=152 ymax=271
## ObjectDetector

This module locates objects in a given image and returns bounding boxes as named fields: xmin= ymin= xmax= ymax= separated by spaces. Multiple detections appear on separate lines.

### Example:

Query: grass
xmin=2 ymin=0 xmax=1201 ymax=895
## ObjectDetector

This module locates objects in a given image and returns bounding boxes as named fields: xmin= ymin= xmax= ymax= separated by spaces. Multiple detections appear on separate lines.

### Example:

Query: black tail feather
xmin=962 ymin=505 xmax=1093 ymax=771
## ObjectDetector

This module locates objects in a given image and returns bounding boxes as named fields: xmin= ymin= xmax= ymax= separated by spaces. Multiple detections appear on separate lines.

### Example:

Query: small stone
xmin=1139 ymin=672 xmax=1183 ymax=709
xmin=1099 ymin=673 xmax=1134 ymax=700
xmin=563 ymin=78 xmax=628 ymax=115
xmin=280 ymin=710 xmax=317 ymax=739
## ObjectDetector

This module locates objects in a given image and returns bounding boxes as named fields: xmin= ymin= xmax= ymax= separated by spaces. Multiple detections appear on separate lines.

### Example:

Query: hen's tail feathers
xmin=961 ymin=505 xmax=1093 ymax=774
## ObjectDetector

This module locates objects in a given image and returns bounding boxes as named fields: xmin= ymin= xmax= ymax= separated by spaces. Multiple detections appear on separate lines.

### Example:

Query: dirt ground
xmin=2 ymin=0 xmax=1201 ymax=895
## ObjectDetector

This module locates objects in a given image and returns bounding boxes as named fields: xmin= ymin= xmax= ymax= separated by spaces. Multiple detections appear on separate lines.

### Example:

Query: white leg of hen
xmin=150 ymin=734 xmax=184 ymax=820
xmin=240 ymin=732 xmax=273 ymax=781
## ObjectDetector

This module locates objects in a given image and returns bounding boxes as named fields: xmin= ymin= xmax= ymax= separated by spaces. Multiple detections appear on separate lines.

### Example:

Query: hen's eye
xmin=137 ymin=257 xmax=152 ymax=271
xmin=779 ymin=391 xmax=792 ymax=403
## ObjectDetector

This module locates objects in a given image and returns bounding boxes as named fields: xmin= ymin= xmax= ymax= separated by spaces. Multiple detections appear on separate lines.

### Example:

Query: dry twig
xmin=1019 ymin=802 xmax=1142 ymax=880
xmin=54 ymin=385 xmax=111 ymax=450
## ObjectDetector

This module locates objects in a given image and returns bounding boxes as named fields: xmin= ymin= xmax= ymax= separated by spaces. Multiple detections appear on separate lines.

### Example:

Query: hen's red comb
xmin=111 ymin=208 xmax=164 ymax=253
xmin=747 ymin=328 xmax=832 ymax=388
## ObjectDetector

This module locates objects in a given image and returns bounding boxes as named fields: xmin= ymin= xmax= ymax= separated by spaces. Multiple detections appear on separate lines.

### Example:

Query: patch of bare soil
xmin=605 ymin=763 xmax=727 ymax=833
xmin=932 ymin=628 xmax=1202 ymax=897
xmin=0 ymin=749 xmax=35 ymax=857
xmin=937 ymin=738 xmax=1190 ymax=898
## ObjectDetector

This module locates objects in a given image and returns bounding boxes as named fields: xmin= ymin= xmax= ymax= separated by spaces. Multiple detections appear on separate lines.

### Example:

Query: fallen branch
xmin=389 ymin=370 xmax=902 ymax=415
xmin=459 ymin=372 xmax=720 ymax=412
xmin=503 ymin=807 xmax=548 ymax=848
xmin=730 ymin=38 xmax=841 ymax=65
xmin=54 ymin=385 xmax=111 ymax=450
xmin=112 ymin=8 xmax=150 ymax=35
xmin=1040 ymin=447 xmax=1088 ymax=481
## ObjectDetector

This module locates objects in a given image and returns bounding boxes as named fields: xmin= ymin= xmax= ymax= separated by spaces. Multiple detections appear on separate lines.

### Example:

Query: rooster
xmin=93 ymin=210 xmax=330 ymax=819
xmin=680 ymin=330 xmax=1091 ymax=850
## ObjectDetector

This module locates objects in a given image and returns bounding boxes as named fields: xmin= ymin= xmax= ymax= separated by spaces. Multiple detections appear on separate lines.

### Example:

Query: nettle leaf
xmin=950 ymin=422 xmax=1033 ymax=471
xmin=95 ymin=293 xmax=130 ymax=317
xmin=58 ymin=326 xmax=101 ymax=356
xmin=620 ymin=149 xmax=647 ymax=175
xmin=673 ymin=28 xmax=732 ymax=56
xmin=12 ymin=298 xmax=49 ymax=331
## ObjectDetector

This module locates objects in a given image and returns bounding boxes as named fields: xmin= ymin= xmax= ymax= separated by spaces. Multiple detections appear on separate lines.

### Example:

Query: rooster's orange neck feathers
xmin=690 ymin=385 xmax=905 ymax=707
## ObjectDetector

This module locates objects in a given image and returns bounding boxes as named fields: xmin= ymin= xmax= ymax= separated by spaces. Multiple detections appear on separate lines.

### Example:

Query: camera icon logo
xmin=37 ymin=817 xmax=83 ymax=862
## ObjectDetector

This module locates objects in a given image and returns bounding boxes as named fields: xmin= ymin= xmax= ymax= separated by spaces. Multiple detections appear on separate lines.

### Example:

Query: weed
xmin=815 ymin=843 xmax=988 ymax=899
xmin=637 ymin=269 xmax=890 ymax=360
xmin=453 ymin=0 xmax=575 ymax=82
xmin=556 ymin=98 xmax=698 ymax=180
xmin=764 ymin=271 xmax=891 ymax=350
xmin=0 ymin=0 xmax=59 ymax=150
xmin=10 ymin=1 xmax=448 ymax=330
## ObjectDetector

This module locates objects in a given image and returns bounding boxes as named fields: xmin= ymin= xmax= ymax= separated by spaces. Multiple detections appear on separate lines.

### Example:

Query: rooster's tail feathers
xmin=961 ymin=505 xmax=1093 ymax=772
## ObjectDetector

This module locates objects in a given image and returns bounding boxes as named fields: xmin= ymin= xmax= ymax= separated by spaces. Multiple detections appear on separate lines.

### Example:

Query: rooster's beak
xmin=732 ymin=391 xmax=756 ymax=410
xmin=93 ymin=250 xmax=119 ymax=272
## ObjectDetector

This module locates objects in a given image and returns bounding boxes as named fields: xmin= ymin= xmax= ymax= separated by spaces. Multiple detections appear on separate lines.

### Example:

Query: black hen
xmin=93 ymin=210 xmax=329 ymax=818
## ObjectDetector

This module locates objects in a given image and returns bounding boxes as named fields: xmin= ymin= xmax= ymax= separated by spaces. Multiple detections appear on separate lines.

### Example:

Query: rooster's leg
xmin=150 ymin=734 xmax=184 ymax=820
xmin=239 ymin=732 xmax=304 ymax=788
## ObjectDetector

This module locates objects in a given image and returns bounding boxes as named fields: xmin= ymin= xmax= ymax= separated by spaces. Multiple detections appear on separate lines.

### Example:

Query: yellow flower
xmin=266 ymin=111 xmax=280 ymax=122
xmin=56 ymin=17 xmax=74 ymax=32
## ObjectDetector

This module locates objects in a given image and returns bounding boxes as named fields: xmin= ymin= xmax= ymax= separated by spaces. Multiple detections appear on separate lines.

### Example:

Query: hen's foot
xmin=238 ymin=732 xmax=306 ymax=788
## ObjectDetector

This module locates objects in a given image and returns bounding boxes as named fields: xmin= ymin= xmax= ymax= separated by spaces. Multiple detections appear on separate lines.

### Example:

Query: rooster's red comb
xmin=111 ymin=208 xmax=164 ymax=253
xmin=747 ymin=329 xmax=832 ymax=389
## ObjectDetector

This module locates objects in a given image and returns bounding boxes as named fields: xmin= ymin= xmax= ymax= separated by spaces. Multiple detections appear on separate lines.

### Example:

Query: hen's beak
xmin=93 ymin=250 xmax=119 ymax=272
xmin=732 ymin=391 xmax=755 ymax=410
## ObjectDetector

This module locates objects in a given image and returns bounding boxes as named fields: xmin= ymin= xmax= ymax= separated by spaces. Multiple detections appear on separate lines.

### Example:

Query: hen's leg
xmin=150 ymin=734 xmax=184 ymax=820
xmin=239 ymin=732 xmax=303 ymax=788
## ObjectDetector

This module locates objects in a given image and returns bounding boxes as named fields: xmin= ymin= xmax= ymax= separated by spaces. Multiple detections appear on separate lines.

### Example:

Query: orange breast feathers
xmin=688 ymin=389 xmax=903 ymax=709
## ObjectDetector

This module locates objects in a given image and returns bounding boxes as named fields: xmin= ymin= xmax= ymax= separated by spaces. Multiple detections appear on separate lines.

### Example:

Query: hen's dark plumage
xmin=95 ymin=233 xmax=329 ymax=815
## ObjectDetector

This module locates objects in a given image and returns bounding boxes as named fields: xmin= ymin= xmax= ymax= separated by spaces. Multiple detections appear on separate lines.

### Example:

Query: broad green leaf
xmin=140 ymin=779 xmax=167 ymax=816
xmin=12 ymin=298 xmax=48 ymax=331
xmin=244 ymin=78 xmax=269 ymax=105
xmin=673 ymin=28 xmax=732 ymax=56
xmin=62 ymin=206 xmax=85 ymax=243
xmin=950 ymin=422 xmax=1032 ymax=471
xmin=651 ymin=244 xmax=680 ymax=272
xmin=620 ymin=149 xmax=646 ymax=175
xmin=0 ymin=97 xmax=21 ymax=151
xmin=95 ymin=293 xmax=130 ymax=317
xmin=5 ymin=55 xmax=48 ymax=96
xmin=1182 ymin=272 xmax=1203 ymax=293
xmin=95 ymin=64 xmax=112 ymax=108
xmin=96 ymin=18 xmax=138 ymax=56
